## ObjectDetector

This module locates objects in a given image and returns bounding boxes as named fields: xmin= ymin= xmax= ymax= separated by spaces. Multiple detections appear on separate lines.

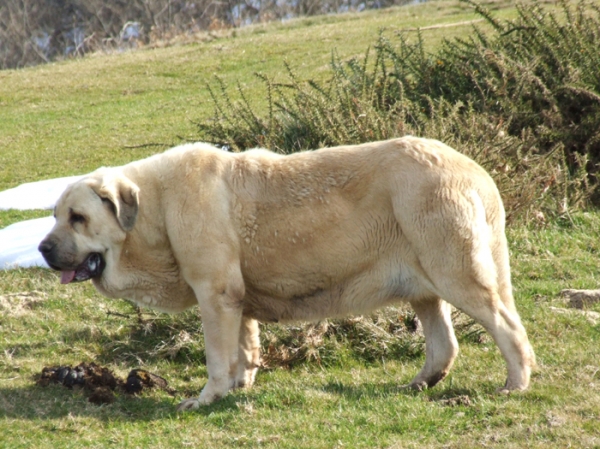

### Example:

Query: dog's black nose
xmin=38 ymin=239 xmax=55 ymax=256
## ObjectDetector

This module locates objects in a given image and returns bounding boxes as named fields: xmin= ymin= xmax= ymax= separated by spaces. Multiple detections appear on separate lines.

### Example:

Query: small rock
xmin=560 ymin=289 xmax=600 ymax=309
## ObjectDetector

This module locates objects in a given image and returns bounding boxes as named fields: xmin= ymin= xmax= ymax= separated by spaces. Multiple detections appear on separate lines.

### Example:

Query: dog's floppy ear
xmin=89 ymin=173 xmax=140 ymax=231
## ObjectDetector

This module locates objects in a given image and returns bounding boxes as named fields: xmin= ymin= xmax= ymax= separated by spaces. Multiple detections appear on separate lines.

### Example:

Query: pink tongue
xmin=60 ymin=271 xmax=76 ymax=284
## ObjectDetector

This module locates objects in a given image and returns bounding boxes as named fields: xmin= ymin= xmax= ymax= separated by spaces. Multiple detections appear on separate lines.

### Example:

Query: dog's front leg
xmin=177 ymin=278 xmax=244 ymax=412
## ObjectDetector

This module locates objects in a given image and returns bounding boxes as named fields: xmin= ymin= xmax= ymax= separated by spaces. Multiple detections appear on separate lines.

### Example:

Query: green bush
xmin=198 ymin=0 xmax=600 ymax=223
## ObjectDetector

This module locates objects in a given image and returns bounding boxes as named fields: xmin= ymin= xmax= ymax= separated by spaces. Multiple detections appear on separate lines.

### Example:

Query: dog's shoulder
xmin=162 ymin=142 xmax=230 ymax=165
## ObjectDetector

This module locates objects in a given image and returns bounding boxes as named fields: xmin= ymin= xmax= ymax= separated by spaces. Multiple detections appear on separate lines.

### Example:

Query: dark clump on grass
xmin=198 ymin=0 xmax=600 ymax=223
xmin=36 ymin=362 xmax=175 ymax=405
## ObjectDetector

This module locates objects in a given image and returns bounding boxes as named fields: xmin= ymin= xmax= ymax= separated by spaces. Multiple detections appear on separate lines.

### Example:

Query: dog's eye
xmin=70 ymin=213 xmax=86 ymax=225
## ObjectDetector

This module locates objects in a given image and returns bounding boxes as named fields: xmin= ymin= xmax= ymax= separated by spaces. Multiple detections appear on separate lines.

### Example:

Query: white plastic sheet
xmin=0 ymin=176 xmax=82 ymax=269
xmin=0 ymin=176 xmax=82 ymax=211
xmin=0 ymin=217 xmax=54 ymax=269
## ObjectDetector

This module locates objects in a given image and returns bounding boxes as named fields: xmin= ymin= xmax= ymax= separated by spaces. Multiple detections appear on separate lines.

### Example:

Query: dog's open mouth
xmin=60 ymin=253 xmax=105 ymax=284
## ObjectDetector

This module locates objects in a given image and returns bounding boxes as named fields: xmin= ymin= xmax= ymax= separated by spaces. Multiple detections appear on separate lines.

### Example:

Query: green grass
xmin=1 ymin=1 xmax=600 ymax=448
xmin=2 ymin=218 xmax=600 ymax=448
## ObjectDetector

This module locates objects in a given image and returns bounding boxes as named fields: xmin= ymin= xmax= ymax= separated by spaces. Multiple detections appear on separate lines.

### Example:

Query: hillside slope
xmin=0 ymin=0 xmax=514 ymax=191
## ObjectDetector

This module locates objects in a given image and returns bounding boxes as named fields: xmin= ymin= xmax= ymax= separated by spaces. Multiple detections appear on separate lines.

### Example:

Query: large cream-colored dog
xmin=39 ymin=136 xmax=535 ymax=411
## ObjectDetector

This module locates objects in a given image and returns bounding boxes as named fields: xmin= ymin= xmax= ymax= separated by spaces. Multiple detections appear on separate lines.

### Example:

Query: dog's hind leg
xmin=408 ymin=297 xmax=459 ymax=390
xmin=395 ymin=188 xmax=533 ymax=392
xmin=449 ymin=285 xmax=534 ymax=392
xmin=414 ymin=230 xmax=534 ymax=392
xmin=234 ymin=316 xmax=261 ymax=389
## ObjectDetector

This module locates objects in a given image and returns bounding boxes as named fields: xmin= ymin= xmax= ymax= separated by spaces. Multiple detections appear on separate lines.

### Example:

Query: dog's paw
xmin=176 ymin=398 xmax=203 ymax=412
xmin=176 ymin=386 xmax=225 ymax=411
xmin=495 ymin=382 xmax=528 ymax=395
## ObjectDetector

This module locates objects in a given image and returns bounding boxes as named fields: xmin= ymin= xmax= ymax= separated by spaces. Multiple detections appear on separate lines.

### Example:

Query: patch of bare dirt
xmin=0 ymin=291 xmax=48 ymax=317
xmin=434 ymin=395 xmax=473 ymax=407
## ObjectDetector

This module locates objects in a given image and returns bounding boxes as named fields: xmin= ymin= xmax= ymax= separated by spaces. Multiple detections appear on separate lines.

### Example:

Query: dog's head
xmin=38 ymin=170 xmax=139 ymax=284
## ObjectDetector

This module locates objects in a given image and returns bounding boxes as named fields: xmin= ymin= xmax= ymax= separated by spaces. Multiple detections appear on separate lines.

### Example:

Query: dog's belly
xmin=237 ymin=201 xmax=436 ymax=322
xmin=241 ymin=256 xmax=431 ymax=323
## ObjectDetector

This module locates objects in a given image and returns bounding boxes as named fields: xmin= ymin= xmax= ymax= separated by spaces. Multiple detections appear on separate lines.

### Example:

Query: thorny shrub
xmin=199 ymin=0 xmax=600 ymax=224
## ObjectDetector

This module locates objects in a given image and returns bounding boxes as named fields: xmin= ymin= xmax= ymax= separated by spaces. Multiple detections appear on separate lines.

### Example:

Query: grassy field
xmin=1 ymin=1 xmax=599 ymax=448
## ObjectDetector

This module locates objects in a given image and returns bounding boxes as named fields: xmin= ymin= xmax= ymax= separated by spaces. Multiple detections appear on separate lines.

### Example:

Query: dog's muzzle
xmin=38 ymin=239 xmax=105 ymax=284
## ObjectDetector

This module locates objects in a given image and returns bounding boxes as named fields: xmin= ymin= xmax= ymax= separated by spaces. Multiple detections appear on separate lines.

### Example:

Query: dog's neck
xmin=93 ymin=185 xmax=198 ymax=313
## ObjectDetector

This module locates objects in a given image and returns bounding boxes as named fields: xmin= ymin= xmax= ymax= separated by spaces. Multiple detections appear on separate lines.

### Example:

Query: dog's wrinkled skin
xmin=39 ymin=137 xmax=535 ymax=411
